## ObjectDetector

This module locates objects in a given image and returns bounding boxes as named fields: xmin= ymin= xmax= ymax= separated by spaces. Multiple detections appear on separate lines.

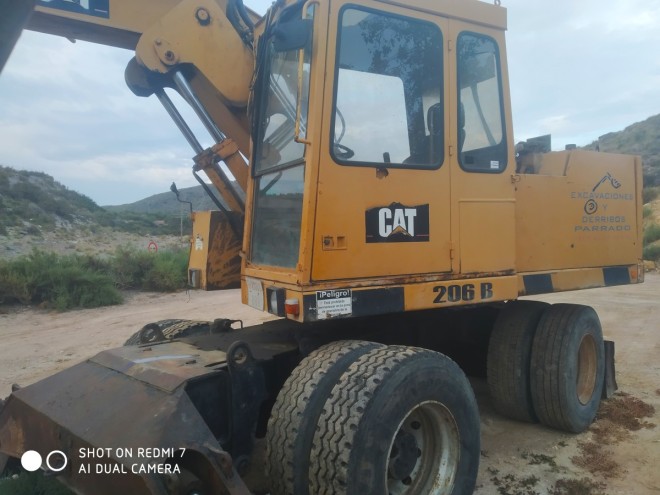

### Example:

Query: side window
xmin=457 ymin=32 xmax=507 ymax=172
xmin=332 ymin=7 xmax=444 ymax=168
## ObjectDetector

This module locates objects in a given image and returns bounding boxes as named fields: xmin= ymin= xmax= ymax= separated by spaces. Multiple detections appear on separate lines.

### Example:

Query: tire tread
xmin=266 ymin=340 xmax=383 ymax=495
xmin=487 ymin=300 xmax=549 ymax=422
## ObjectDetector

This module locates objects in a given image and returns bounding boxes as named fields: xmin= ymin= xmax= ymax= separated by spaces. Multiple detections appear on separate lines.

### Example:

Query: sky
xmin=0 ymin=0 xmax=659 ymax=205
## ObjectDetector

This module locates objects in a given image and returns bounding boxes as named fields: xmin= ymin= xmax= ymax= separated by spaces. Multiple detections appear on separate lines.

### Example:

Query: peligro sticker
xmin=316 ymin=289 xmax=352 ymax=319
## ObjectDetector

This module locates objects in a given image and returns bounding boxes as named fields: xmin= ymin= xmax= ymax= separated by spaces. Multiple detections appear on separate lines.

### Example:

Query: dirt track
xmin=0 ymin=275 xmax=658 ymax=494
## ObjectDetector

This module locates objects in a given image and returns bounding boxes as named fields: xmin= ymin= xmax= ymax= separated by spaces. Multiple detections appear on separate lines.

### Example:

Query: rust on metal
xmin=0 ymin=341 xmax=250 ymax=495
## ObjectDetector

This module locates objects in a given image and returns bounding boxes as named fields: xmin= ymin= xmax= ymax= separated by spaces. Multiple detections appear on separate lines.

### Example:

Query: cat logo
xmin=365 ymin=203 xmax=430 ymax=243
xmin=379 ymin=208 xmax=417 ymax=237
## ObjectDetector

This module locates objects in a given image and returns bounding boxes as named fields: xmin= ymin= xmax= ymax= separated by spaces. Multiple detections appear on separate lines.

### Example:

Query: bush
xmin=0 ymin=247 xmax=189 ymax=311
xmin=110 ymin=247 xmax=156 ymax=290
xmin=25 ymin=225 xmax=41 ymax=236
xmin=643 ymin=187 xmax=659 ymax=204
xmin=109 ymin=247 xmax=188 ymax=291
xmin=0 ymin=251 xmax=122 ymax=310
xmin=643 ymin=243 xmax=660 ymax=262
xmin=643 ymin=223 xmax=660 ymax=245
xmin=0 ymin=471 xmax=73 ymax=495
xmin=643 ymin=205 xmax=653 ymax=218
xmin=142 ymin=249 xmax=188 ymax=292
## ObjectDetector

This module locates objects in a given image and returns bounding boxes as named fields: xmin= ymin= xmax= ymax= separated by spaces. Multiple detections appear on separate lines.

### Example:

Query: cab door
xmin=311 ymin=1 xmax=452 ymax=281
xmin=447 ymin=20 xmax=517 ymax=275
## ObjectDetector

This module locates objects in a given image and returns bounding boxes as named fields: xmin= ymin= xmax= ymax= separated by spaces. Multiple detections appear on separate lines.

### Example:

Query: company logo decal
xmin=592 ymin=173 xmax=621 ymax=192
xmin=570 ymin=172 xmax=633 ymax=233
xmin=365 ymin=203 xmax=430 ymax=243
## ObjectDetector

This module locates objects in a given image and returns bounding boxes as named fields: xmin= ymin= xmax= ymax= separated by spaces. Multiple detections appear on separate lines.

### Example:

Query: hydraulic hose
xmin=235 ymin=0 xmax=255 ymax=31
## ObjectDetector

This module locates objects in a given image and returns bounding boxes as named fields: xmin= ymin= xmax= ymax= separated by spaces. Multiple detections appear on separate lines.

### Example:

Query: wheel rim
xmin=386 ymin=401 xmax=460 ymax=495
xmin=576 ymin=334 xmax=597 ymax=405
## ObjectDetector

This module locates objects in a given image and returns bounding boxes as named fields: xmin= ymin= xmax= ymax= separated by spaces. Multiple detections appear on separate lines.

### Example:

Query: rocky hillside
xmin=0 ymin=165 xmax=101 ymax=233
xmin=104 ymin=184 xmax=220 ymax=215
xmin=0 ymin=166 xmax=190 ymax=259
xmin=584 ymin=113 xmax=660 ymax=187
xmin=0 ymin=165 xmax=190 ymax=237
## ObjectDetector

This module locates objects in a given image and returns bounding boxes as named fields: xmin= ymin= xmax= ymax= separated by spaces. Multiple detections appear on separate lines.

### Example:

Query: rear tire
xmin=487 ymin=300 xmax=549 ymax=422
xmin=310 ymin=346 xmax=480 ymax=495
xmin=266 ymin=340 xmax=384 ymax=495
xmin=530 ymin=304 xmax=604 ymax=433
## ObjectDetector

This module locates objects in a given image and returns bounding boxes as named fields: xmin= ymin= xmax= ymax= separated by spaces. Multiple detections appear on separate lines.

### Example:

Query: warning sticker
xmin=316 ymin=289 xmax=352 ymax=319
xmin=245 ymin=277 xmax=264 ymax=311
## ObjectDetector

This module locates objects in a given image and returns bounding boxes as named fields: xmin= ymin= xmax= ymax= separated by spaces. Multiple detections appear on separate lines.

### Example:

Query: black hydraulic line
xmin=235 ymin=0 xmax=255 ymax=31
xmin=226 ymin=0 xmax=253 ymax=47
xmin=192 ymin=170 xmax=243 ymax=237
xmin=193 ymin=170 xmax=227 ymax=213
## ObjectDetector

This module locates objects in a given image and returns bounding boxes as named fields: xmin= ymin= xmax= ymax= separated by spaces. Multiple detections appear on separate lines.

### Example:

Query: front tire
xmin=266 ymin=340 xmax=384 ymax=495
xmin=310 ymin=346 xmax=480 ymax=495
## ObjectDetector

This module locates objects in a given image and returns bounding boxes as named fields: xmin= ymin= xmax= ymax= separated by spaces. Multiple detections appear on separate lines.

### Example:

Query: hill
xmin=584 ymin=114 xmax=660 ymax=187
xmin=104 ymin=184 xmax=222 ymax=214
xmin=0 ymin=165 xmax=189 ymax=238
xmin=0 ymin=165 xmax=100 ymax=232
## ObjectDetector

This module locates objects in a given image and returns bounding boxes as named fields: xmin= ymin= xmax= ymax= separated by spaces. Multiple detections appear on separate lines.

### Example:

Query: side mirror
xmin=170 ymin=182 xmax=180 ymax=198
xmin=272 ymin=19 xmax=312 ymax=52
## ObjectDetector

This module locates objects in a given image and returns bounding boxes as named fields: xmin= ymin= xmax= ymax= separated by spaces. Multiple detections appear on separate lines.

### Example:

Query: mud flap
xmin=602 ymin=340 xmax=618 ymax=399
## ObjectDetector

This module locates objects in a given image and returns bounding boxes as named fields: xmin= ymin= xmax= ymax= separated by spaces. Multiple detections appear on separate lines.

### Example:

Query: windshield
xmin=250 ymin=8 xmax=313 ymax=269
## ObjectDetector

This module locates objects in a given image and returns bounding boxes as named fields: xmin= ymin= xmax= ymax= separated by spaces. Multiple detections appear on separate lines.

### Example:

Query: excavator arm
xmin=0 ymin=0 xmax=36 ymax=71
xmin=2 ymin=0 xmax=267 ymax=289
xmin=27 ymin=0 xmax=182 ymax=50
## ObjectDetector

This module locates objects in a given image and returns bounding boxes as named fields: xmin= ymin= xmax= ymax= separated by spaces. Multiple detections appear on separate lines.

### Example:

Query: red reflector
xmin=285 ymin=298 xmax=300 ymax=317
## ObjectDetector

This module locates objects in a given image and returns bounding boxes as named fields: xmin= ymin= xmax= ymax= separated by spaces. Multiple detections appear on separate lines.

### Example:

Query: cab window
xmin=332 ymin=6 xmax=444 ymax=168
xmin=457 ymin=32 xmax=507 ymax=172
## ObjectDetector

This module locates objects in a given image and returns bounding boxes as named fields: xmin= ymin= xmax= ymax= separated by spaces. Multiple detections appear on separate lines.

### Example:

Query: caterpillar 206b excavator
xmin=0 ymin=0 xmax=643 ymax=494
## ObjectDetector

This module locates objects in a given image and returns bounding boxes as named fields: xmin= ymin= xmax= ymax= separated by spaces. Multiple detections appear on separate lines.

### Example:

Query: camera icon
xmin=21 ymin=450 xmax=68 ymax=473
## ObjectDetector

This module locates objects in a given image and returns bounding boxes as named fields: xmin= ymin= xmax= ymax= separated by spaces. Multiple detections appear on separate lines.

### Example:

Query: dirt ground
xmin=0 ymin=275 xmax=658 ymax=495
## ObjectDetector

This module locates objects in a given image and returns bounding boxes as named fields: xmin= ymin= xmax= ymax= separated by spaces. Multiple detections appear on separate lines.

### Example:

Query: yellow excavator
xmin=0 ymin=0 xmax=643 ymax=494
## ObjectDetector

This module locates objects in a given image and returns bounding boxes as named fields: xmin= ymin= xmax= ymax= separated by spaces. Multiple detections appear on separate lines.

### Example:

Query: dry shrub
xmin=596 ymin=392 xmax=656 ymax=431
xmin=571 ymin=441 xmax=622 ymax=479
xmin=551 ymin=477 xmax=606 ymax=495
xmin=590 ymin=419 xmax=629 ymax=444
xmin=572 ymin=392 xmax=656 ymax=479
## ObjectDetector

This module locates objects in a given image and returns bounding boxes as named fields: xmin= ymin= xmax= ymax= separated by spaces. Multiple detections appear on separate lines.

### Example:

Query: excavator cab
xmin=241 ymin=0 xmax=518 ymax=323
